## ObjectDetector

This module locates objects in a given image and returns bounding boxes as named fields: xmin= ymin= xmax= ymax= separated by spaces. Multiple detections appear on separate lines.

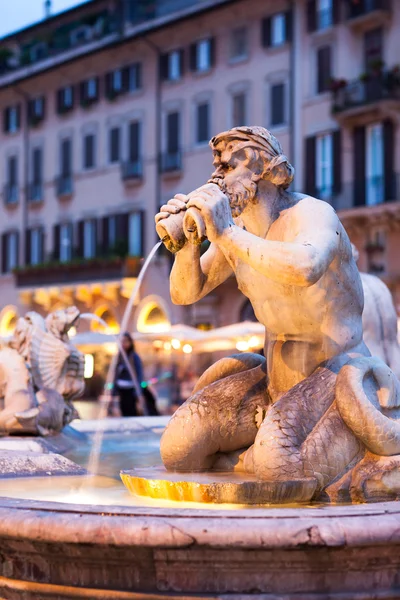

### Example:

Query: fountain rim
xmin=0 ymin=495 xmax=400 ymax=549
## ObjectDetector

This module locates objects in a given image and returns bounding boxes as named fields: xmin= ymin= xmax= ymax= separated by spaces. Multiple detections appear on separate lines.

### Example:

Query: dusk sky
xmin=0 ymin=0 xmax=86 ymax=38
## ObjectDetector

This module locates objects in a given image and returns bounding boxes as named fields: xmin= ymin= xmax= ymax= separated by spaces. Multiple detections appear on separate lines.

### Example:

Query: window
xmin=109 ymin=127 xmax=121 ymax=163
xmin=57 ymin=138 xmax=73 ymax=196
xmin=108 ymin=215 xmax=117 ymax=249
xmin=127 ymin=63 xmax=142 ymax=92
xmin=2 ymin=232 xmax=19 ymax=273
xmin=57 ymin=86 xmax=74 ymax=114
xmin=30 ymin=42 xmax=48 ymax=62
xmin=30 ymin=147 xmax=43 ymax=202
xmin=160 ymin=50 xmax=184 ymax=81
xmin=83 ymin=220 xmax=97 ymax=259
xmin=80 ymin=77 xmax=99 ymax=106
xmin=163 ymin=111 xmax=180 ymax=170
xmin=129 ymin=212 xmax=143 ymax=256
xmin=261 ymin=12 xmax=292 ymax=48
xmin=190 ymin=39 xmax=214 ymax=72
xmin=60 ymin=224 xmax=72 ymax=263
xmin=270 ymin=83 xmax=286 ymax=127
xmin=230 ymin=27 xmax=248 ymax=61
xmin=317 ymin=0 xmax=333 ymax=30
xmin=3 ymin=105 xmax=20 ymax=134
xmin=28 ymin=97 xmax=45 ymax=125
xmin=70 ymin=25 xmax=92 ymax=46
xmin=5 ymin=155 xmax=18 ymax=204
xmin=28 ymin=228 xmax=44 ymax=266
xmin=271 ymin=13 xmax=286 ymax=46
xmin=232 ymin=92 xmax=247 ymax=127
xmin=112 ymin=70 xmax=123 ymax=92
xmin=60 ymin=138 xmax=72 ymax=177
xmin=83 ymin=133 xmax=96 ymax=169
xmin=128 ymin=121 xmax=141 ymax=163
xmin=364 ymin=28 xmax=383 ymax=72
xmin=316 ymin=134 xmax=333 ymax=199
xmin=316 ymin=46 xmax=332 ymax=94
xmin=196 ymin=102 xmax=210 ymax=143
xmin=366 ymin=123 xmax=384 ymax=206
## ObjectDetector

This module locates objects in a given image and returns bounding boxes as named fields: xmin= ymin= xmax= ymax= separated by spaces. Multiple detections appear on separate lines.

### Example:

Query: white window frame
xmin=366 ymin=122 xmax=384 ymax=206
xmin=83 ymin=220 xmax=96 ymax=259
xmin=129 ymin=213 xmax=142 ymax=256
xmin=316 ymin=133 xmax=333 ymax=200
xmin=60 ymin=224 xmax=72 ymax=263
xmin=230 ymin=26 xmax=248 ymax=62
xmin=30 ymin=228 xmax=42 ymax=266
xmin=197 ymin=39 xmax=211 ymax=72
xmin=6 ymin=232 xmax=18 ymax=272
xmin=169 ymin=51 xmax=181 ymax=81
xmin=271 ymin=13 xmax=286 ymax=47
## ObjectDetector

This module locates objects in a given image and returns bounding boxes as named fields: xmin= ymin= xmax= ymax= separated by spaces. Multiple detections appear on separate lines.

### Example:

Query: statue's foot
xmin=324 ymin=451 xmax=400 ymax=503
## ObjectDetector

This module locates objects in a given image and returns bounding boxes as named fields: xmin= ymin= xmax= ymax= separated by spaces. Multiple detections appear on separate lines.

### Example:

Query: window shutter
xmin=333 ymin=0 xmax=341 ymax=24
xmin=307 ymin=0 xmax=317 ymax=33
xmin=33 ymin=147 xmax=42 ymax=184
xmin=94 ymin=77 xmax=100 ymax=101
xmin=261 ymin=17 xmax=272 ymax=48
xmin=317 ymin=46 xmax=331 ymax=93
xmin=197 ymin=103 xmax=209 ymax=143
xmin=27 ymin=99 xmax=33 ymax=122
xmin=16 ymin=104 xmax=21 ymax=130
xmin=209 ymin=37 xmax=216 ymax=67
xmin=271 ymin=83 xmax=285 ymax=126
xmin=117 ymin=212 xmax=129 ymax=247
xmin=139 ymin=211 xmax=145 ymax=255
xmin=69 ymin=86 xmax=75 ymax=109
xmin=53 ymin=225 xmax=60 ymax=261
xmin=105 ymin=72 xmax=113 ymax=96
xmin=305 ymin=136 xmax=317 ymax=196
xmin=136 ymin=63 xmax=142 ymax=89
xmin=129 ymin=121 xmax=140 ymax=162
xmin=25 ymin=229 xmax=31 ymax=266
xmin=102 ymin=216 xmax=110 ymax=254
xmin=15 ymin=231 xmax=20 ymax=268
xmin=79 ymin=81 xmax=86 ymax=105
xmin=383 ymin=118 xmax=395 ymax=202
xmin=1 ymin=234 xmax=6 ymax=274
xmin=159 ymin=53 xmax=169 ymax=80
xmin=39 ymin=227 xmax=44 ymax=263
xmin=110 ymin=127 xmax=120 ymax=162
xmin=77 ymin=220 xmax=84 ymax=258
xmin=353 ymin=126 xmax=366 ymax=206
xmin=285 ymin=10 xmax=293 ymax=42
xmin=61 ymin=138 xmax=72 ymax=176
xmin=179 ymin=49 xmax=185 ymax=77
xmin=122 ymin=66 xmax=130 ymax=92
xmin=332 ymin=129 xmax=342 ymax=196
xmin=167 ymin=112 xmax=179 ymax=153
xmin=41 ymin=96 xmax=46 ymax=119
xmin=189 ymin=43 xmax=197 ymax=71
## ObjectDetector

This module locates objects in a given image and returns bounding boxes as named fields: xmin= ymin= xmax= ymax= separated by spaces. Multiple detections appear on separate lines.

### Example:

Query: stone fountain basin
xmin=1 ymin=417 xmax=400 ymax=599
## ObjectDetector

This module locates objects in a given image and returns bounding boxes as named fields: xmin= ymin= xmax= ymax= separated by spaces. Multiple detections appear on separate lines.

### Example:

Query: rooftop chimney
xmin=44 ymin=0 xmax=52 ymax=19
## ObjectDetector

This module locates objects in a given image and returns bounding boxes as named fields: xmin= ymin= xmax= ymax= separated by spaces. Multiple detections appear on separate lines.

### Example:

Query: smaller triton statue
xmin=0 ymin=306 xmax=84 ymax=436
xmin=154 ymin=126 xmax=400 ymax=504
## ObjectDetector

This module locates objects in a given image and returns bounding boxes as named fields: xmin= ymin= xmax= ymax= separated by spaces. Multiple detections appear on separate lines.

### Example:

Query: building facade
xmin=0 ymin=0 xmax=398 ymax=343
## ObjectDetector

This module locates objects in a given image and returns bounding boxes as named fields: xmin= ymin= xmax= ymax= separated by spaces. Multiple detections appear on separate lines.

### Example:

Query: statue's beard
xmin=208 ymin=177 xmax=258 ymax=218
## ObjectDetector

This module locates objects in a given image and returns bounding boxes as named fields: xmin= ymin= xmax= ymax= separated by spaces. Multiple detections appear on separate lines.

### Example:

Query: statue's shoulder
xmin=290 ymin=193 xmax=338 ymax=224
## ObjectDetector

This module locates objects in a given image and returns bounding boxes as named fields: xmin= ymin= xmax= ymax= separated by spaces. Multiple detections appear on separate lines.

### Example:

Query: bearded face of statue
xmin=208 ymin=142 xmax=259 ymax=218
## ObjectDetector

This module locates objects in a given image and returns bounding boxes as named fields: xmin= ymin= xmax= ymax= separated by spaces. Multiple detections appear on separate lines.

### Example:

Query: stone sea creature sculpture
xmin=0 ymin=307 xmax=84 ymax=436
xmin=156 ymin=125 xmax=400 ymax=503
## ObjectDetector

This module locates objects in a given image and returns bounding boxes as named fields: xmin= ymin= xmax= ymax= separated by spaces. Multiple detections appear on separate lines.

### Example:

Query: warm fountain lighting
xmin=163 ymin=341 xmax=172 ymax=351
xmin=182 ymin=344 xmax=193 ymax=354
xmin=68 ymin=326 xmax=77 ymax=338
xmin=153 ymin=340 xmax=163 ymax=349
xmin=236 ymin=340 xmax=249 ymax=352
xmin=248 ymin=335 xmax=262 ymax=348
xmin=171 ymin=338 xmax=181 ymax=350
xmin=84 ymin=354 xmax=94 ymax=379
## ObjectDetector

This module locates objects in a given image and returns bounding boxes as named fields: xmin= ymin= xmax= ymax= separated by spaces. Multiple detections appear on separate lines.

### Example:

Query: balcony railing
xmin=56 ymin=175 xmax=73 ymax=198
xmin=345 ymin=0 xmax=390 ymax=20
xmin=319 ymin=173 xmax=399 ymax=212
xmin=160 ymin=150 xmax=182 ymax=173
xmin=14 ymin=256 xmax=143 ymax=287
xmin=332 ymin=71 xmax=400 ymax=114
xmin=3 ymin=183 xmax=18 ymax=205
xmin=28 ymin=182 xmax=43 ymax=203
xmin=121 ymin=159 xmax=142 ymax=181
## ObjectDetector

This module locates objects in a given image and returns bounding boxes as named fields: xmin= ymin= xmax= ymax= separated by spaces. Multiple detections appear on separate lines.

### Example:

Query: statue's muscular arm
xmin=170 ymin=242 xmax=232 ymax=305
xmin=217 ymin=200 xmax=340 ymax=287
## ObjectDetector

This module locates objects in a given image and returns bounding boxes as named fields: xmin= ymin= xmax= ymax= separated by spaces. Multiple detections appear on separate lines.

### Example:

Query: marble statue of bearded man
xmin=156 ymin=126 xmax=400 ymax=502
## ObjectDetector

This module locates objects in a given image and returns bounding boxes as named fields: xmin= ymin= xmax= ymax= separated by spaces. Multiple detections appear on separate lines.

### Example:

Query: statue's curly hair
xmin=210 ymin=126 xmax=294 ymax=189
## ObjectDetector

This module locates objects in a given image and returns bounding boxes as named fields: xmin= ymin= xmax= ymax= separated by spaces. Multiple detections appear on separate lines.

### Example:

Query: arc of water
xmin=83 ymin=242 xmax=162 ymax=478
